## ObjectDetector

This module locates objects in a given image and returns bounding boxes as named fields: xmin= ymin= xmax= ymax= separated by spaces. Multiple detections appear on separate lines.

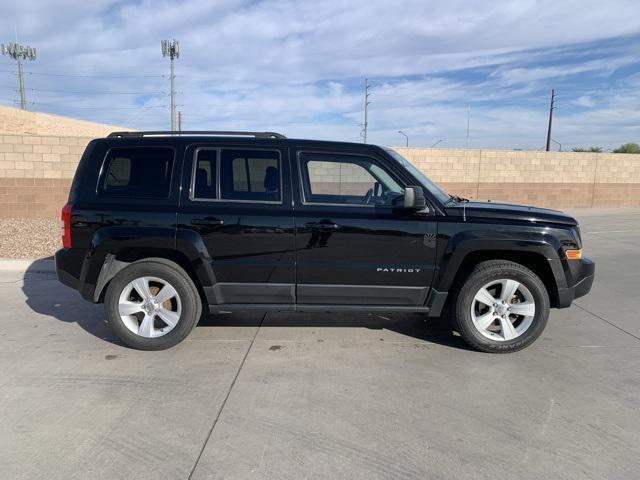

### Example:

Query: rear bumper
xmin=557 ymin=257 xmax=595 ymax=308
xmin=55 ymin=248 xmax=83 ymax=291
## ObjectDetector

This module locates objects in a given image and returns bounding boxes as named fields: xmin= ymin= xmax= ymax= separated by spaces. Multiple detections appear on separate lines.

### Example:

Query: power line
xmin=0 ymin=85 xmax=163 ymax=95
xmin=27 ymin=101 xmax=169 ymax=110
xmin=0 ymin=69 xmax=163 ymax=78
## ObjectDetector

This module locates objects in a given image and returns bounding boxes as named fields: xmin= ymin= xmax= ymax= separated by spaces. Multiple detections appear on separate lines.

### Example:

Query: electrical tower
xmin=1 ymin=42 xmax=36 ymax=110
xmin=545 ymin=89 xmax=556 ymax=152
xmin=161 ymin=39 xmax=179 ymax=131
xmin=362 ymin=79 xmax=371 ymax=143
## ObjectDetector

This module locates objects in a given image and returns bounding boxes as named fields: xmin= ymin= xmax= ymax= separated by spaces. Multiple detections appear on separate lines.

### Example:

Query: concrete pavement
xmin=1 ymin=208 xmax=639 ymax=479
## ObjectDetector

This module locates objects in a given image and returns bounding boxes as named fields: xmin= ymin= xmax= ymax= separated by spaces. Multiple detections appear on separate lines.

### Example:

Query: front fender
xmin=432 ymin=226 xmax=564 ymax=293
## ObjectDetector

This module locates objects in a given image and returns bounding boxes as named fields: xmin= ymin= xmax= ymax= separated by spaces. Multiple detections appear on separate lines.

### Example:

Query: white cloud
xmin=1 ymin=0 xmax=640 ymax=148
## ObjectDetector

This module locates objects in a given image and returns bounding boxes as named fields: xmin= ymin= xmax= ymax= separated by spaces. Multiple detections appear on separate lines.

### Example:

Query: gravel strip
xmin=0 ymin=218 xmax=60 ymax=259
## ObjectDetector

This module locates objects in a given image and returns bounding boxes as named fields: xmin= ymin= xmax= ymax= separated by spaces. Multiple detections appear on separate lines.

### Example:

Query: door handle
xmin=191 ymin=217 xmax=224 ymax=226
xmin=305 ymin=221 xmax=339 ymax=231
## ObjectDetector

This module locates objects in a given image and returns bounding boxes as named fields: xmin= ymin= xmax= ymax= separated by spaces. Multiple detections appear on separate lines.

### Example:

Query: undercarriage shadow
xmin=22 ymin=258 xmax=468 ymax=350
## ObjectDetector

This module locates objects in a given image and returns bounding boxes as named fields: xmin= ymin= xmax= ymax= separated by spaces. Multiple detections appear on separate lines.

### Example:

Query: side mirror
xmin=403 ymin=186 xmax=427 ymax=210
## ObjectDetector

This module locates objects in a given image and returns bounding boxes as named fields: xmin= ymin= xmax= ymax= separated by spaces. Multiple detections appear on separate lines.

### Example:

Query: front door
xmin=178 ymin=143 xmax=296 ymax=305
xmin=292 ymin=149 xmax=438 ymax=306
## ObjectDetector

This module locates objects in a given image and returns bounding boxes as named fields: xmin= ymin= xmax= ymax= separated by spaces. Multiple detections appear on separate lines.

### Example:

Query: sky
xmin=1 ymin=0 xmax=640 ymax=150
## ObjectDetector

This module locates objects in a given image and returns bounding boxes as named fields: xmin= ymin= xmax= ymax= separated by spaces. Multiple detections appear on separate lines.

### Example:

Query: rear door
xmin=292 ymin=148 xmax=438 ymax=307
xmin=177 ymin=143 xmax=296 ymax=306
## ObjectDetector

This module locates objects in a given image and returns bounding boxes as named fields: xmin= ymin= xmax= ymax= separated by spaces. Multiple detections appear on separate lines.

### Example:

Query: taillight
xmin=61 ymin=203 xmax=73 ymax=248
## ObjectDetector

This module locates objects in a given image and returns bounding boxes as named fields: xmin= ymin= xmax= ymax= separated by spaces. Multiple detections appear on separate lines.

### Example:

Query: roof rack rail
xmin=107 ymin=130 xmax=286 ymax=139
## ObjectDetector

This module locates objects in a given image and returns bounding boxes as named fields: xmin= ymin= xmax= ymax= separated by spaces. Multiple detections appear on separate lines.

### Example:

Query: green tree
xmin=613 ymin=143 xmax=640 ymax=154
xmin=572 ymin=146 xmax=603 ymax=152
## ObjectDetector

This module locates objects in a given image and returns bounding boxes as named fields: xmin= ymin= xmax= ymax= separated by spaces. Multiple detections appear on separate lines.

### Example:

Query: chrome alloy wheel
xmin=118 ymin=276 xmax=182 ymax=338
xmin=471 ymin=279 xmax=536 ymax=341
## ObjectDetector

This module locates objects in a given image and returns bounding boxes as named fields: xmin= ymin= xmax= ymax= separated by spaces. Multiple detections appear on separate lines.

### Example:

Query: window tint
xmin=101 ymin=147 xmax=174 ymax=198
xmin=192 ymin=149 xmax=217 ymax=200
xmin=220 ymin=150 xmax=280 ymax=202
xmin=300 ymin=153 xmax=403 ymax=206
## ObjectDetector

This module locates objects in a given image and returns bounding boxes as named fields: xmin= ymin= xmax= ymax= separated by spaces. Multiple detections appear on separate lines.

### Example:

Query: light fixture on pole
xmin=431 ymin=139 xmax=443 ymax=148
xmin=161 ymin=38 xmax=179 ymax=131
xmin=1 ymin=42 xmax=36 ymax=110
xmin=398 ymin=130 xmax=408 ymax=147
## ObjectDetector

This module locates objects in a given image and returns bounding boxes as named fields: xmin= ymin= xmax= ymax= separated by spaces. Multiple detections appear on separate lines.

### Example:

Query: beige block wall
xmin=1 ymin=136 xmax=640 ymax=219
xmin=0 ymin=135 xmax=92 ymax=219
xmin=394 ymin=147 xmax=640 ymax=208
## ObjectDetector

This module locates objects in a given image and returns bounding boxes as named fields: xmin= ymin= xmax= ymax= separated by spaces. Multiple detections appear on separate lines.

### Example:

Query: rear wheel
xmin=104 ymin=260 xmax=201 ymax=350
xmin=452 ymin=260 xmax=549 ymax=353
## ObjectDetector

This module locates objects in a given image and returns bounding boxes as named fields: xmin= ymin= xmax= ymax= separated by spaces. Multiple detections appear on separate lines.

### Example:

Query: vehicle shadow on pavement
xmin=21 ymin=257 xmax=124 ymax=346
xmin=199 ymin=311 xmax=471 ymax=350
xmin=22 ymin=258 xmax=468 ymax=350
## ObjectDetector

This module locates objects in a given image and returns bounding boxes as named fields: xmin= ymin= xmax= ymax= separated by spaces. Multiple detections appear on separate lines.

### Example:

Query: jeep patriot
xmin=55 ymin=131 xmax=595 ymax=352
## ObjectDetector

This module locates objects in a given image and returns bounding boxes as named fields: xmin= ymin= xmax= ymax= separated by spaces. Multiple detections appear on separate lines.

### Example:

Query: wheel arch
xmin=94 ymin=249 xmax=207 ymax=305
xmin=446 ymin=249 xmax=560 ymax=308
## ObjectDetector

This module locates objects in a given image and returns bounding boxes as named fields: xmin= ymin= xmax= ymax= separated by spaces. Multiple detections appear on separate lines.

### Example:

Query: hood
xmin=445 ymin=200 xmax=578 ymax=226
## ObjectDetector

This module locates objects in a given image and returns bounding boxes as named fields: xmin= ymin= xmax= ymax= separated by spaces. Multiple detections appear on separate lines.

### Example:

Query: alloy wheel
xmin=470 ymin=278 xmax=536 ymax=341
xmin=118 ymin=276 xmax=182 ymax=338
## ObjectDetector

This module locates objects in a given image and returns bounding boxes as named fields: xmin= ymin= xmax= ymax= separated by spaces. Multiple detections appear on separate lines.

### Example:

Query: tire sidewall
xmin=456 ymin=263 xmax=549 ymax=352
xmin=105 ymin=262 xmax=200 ymax=350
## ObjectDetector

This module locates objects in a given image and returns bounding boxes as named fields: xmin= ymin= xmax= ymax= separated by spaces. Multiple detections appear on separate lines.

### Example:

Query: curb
xmin=0 ymin=258 xmax=55 ymax=273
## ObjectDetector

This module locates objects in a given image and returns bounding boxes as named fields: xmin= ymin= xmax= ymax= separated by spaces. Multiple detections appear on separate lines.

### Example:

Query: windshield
xmin=384 ymin=148 xmax=450 ymax=204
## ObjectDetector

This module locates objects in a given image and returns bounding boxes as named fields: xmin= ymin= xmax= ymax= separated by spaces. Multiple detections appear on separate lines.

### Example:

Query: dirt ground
xmin=0 ymin=218 xmax=59 ymax=258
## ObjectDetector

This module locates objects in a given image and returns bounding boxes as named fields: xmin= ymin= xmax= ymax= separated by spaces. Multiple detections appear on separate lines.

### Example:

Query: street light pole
xmin=431 ymin=139 xmax=443 ymax=148
xmin=398 ymin=130 xmax=408 ymax=147
xmin=161 ymin=39 xmax=180 ymax=131
xmin=1 ymin=42 xmax=36 ymax=110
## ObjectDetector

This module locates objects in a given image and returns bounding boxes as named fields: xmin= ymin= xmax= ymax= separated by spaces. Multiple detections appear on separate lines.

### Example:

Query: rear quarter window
xmin=99 ymin=147 xmax=174 ymax=198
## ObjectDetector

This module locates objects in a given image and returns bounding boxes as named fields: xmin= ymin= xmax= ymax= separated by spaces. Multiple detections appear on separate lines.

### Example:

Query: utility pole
xmin=161 ymin=39 xmax=179 ymax=131
xmin=362 ymin=78 xmax=371 ymax=143
xmin=178 ymin=111 xmax=182 ymax=132
xmin=466 ymin=105 xmax=471 ymax=148
xmin=1 ymin=42 xmax=36 ymax=110
xmin=545 ymin=89 xmax=556 ymax=152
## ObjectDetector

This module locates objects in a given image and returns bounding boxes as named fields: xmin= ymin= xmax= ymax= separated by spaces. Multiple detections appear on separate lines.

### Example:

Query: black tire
xmin=104 ymin=259 xmax=202 ymax=350
xmin=452 ymin=260 xmax=549 ymax=353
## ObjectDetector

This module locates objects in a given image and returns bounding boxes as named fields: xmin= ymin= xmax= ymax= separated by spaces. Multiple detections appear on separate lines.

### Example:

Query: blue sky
xmin=1 ymin=0 xmax=640 ymax=149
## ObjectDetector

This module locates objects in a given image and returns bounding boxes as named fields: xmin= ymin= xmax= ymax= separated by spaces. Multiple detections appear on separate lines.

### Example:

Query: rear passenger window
xmin=220 ymin=149 xmax=280 ymax=202
xmin=101 ymin=147 xmax=174 ymax=198
xmin=192 ymin=149 xmax=217 ymax=200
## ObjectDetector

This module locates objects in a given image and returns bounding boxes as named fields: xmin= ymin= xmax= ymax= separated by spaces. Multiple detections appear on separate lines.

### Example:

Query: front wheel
xmin=104 ymin=260 xmax=202 ymax=350
xmin=452 ymin=260 xmax=550 ymax=353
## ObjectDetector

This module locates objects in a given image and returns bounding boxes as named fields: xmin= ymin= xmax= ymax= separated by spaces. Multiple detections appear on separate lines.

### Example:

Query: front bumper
xmin=556 ymin=257 xmax=595 ymax=308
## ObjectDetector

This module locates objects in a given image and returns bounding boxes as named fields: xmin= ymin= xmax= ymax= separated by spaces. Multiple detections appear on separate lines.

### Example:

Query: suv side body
xmin=56 ymin=133 xmax=595 ymax=352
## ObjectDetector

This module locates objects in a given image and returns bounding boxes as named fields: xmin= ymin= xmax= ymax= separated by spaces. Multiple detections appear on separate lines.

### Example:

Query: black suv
xmin=55 ymin=131 xmax=594 ymax=352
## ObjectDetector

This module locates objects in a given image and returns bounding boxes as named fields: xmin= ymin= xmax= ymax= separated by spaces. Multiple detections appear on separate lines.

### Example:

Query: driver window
xmin=299 ymin=153 xmax=403 ymax=206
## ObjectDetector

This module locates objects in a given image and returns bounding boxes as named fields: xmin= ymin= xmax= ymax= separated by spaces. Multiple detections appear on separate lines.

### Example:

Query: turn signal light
xmin=565 ymin=249 xmax=582 ymax=260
